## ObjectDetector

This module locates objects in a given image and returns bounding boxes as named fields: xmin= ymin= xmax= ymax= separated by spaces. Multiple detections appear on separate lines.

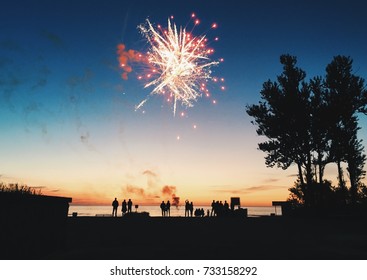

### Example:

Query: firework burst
xmin=132 ymin=15 xmax=222 ymax=116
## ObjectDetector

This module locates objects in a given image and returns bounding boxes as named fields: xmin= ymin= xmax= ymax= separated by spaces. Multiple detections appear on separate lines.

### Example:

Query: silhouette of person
xmin=218 ymin=201 xmax=224 ymax=216
xmin=189 ymin=202 xmax=194 ymax=217
xmin=194 ymin=208 xmax=199 ymax=217
xmin=166 ymin=200 xmax=171 ymax=217
xmin=211 ymin=200 xmax=216 ymax=216
xmin=200 ymin=208 xmax=205 ymax=217
xmin=185 ymin=200 xmax=190 ymax=217
xmin=121 ymin=199 xmax=127 ymax=215
xmin=127 ymin=199 xmax=133 ymax=213
xmin=214 ymin=200 xmax=220 ymax=216
xmin=112 ymin=198 xmax=119 ymax=217
xmin=224 ymin=200 xmax=229 ymax=215
xmin=160 ymin=201 xmax=166 ymax=217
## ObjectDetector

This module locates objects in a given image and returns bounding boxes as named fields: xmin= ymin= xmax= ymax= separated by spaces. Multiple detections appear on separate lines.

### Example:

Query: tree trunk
xmin=348 ymin=161 xmax=357 ymax=204
xmin=305 ymin=151 xmax=313 ymax=185
xmin=337 ymin=160 xmax=347 ymax=204
xmin=337 ymin=160 xmax=345 ymax=189
xmin=318 ymin=150 xmax=324 ymax=184
xmin=297 ymin=162 xmax=304 ymax=186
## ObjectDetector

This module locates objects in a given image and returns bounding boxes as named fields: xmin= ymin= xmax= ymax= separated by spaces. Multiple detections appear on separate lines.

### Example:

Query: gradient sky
xmin=1 ymin=0 xmax=367 ymax=206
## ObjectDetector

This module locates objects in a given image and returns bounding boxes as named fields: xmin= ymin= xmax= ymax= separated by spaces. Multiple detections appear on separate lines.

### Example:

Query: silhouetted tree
xmin=309 ymin=77 xmax=331 ymax=184
xmin=345 ymin=118 xmax=366 ymax=203
xmin=288 ymin=180 xmax=305 ymax=205
xmin=324 ymin=55 xmax=367 ymax=204
xmin=247 ymin=54 xmax=367 ymax=207
xmin=246 ymin=54 xmax=317 ymax=205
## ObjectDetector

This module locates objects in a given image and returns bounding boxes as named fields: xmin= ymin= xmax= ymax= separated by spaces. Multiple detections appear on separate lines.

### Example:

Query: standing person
xmin=223 ymin=200 xmax=229 ymax=215
xmin=211 ymin=200 xmax=216 ymax=216
xmin=185 ymin=200 xmax=190 ymax=217
xmin=127 ymin=198 xmax=133 ymax=213
xmin=189 ymin=201 xmax=194 ymax=217
xmin=219 ymin=201 xmax=224 ymax=216
xmin=121 ymin=199 xmax=127 ymax=216
xmin=166 ymin=200 xmax=171 ymax=217
xmin=160 ymin=201 xmax=166 ymax=217
xmin=112 ymin=198 xmax=119 ymax=217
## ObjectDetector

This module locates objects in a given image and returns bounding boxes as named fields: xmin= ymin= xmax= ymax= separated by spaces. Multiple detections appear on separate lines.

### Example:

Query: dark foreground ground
xmin=48 ymin=215 xmax=367 ymax=260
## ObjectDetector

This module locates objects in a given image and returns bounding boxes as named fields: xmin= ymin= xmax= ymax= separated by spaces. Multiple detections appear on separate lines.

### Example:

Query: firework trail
xmin=118 ymin=14 xmax=224 ymax=116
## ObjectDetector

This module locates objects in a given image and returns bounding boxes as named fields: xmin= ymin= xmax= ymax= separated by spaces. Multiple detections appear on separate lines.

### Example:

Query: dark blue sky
xmin=1 ymin=0 xmax=367 ymax=205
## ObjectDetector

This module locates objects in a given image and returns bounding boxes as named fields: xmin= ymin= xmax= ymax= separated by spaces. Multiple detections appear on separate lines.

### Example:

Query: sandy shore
xmin=49 ymin=215 xmax=367 ymax=260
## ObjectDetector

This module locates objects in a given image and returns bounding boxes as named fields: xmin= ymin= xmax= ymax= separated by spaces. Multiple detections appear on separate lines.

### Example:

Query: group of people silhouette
xmin=194 ymin=208 xmax=206 ymax=217
xmin=112 ymin=197 xmax=236 ymax=218
xmin=210 ymin=199 xmax=231 ymax=216
xmin=184 ymin=200 xmax=194 ymax=217
xmin=160 ymin=200 xmax=171 ymax=216
xmin=112 ymin=198 xmax=133 ymax=217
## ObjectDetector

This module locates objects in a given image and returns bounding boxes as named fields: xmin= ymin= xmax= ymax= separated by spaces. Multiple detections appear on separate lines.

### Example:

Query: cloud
xmin=31 ymin=78 xmax=47 ymax=90
xmin=213 ymin=185 xmax=285 ymax=195
xmin=0 ymin=73 xmax=22 ymax=87
xmin=67 ymin=69 xmax=94 ymax=90
xmin=80 ymin=131 xmax=96 ymax=151
xmin=31 ymin=66 xmax=50 ymax=90
xmin=125 ymin=185 xmax=146 ymax=197
xmin=243 ymin=186 xmax=276 ymax=193
xmin=0 ymin=75 xmax=22 ymax=108
xmin=142 ymin=170 xmax=157 ymax=177
xmin=80 ymin=132 xmax=90 ymax=144
xmin=142 ymin=169 xmax=159 ymax=188
xmin=262 ymin=178 xmax=280 ymax=183
xmin=0 ymin=40 xmax=23 ymax=52
xmin=21 ymin=102 xmax=50 ymax=139
xmin=23 ymin=102 xmax=41 ymax=115
xmin=0 ymin=174 xmax=15 ymax=182
xmin=121 ymin=171 xmax=180 ymax=205
xmin=162 ymin=185 xmax=176 ymax=196
xmin=41 ymin=30 xmax=64 ymax=49
xmin=122 ymin=184 xmax=160 ymax=202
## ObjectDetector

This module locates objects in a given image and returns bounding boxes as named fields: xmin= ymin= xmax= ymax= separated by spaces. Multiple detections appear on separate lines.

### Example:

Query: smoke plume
xmin=162 ymin=185 xmax=180 ymax=207
xmin=116 ymin=43 xmax=144 ymax=80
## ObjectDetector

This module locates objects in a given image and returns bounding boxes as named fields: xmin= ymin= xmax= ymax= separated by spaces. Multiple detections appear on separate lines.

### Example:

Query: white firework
xmin=136 ymin=18 xmax=219 ymax=116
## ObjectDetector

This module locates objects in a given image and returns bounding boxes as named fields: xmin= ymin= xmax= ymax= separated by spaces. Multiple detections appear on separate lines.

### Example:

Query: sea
xmin=68 ymin=205 xmax=282 ymax=217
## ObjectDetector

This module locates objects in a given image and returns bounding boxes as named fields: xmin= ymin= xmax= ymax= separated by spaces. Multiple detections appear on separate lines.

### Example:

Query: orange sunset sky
xmin=1 ymin=0 xmax=367 ymax=207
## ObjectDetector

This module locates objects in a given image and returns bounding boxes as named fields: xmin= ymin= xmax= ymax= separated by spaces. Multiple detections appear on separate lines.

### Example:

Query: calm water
xmin=68 ymin=205 xmax=282 ymax=217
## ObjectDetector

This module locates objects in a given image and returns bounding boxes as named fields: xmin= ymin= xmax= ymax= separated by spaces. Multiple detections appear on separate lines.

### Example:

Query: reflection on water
xmin=69 ymin=205 xmax=282 ymax=217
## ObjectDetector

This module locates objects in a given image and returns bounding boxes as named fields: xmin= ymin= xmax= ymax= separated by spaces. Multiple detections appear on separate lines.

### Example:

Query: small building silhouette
xmin=230 ymin=197 xmax=241 ymax=210
xmin=0 ymin=192 xmax=72 ymax=259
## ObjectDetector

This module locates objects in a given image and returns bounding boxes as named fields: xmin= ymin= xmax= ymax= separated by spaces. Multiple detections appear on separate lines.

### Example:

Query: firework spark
xmin=135 ymin=16 xmax=221 ymax=116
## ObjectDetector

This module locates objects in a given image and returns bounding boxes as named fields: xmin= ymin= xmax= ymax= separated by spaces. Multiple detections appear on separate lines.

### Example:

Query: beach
xmin=48 ymin=215 xmax=367 ymax=260
xmin=68 ymin=205 xmax=279 ymax=217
